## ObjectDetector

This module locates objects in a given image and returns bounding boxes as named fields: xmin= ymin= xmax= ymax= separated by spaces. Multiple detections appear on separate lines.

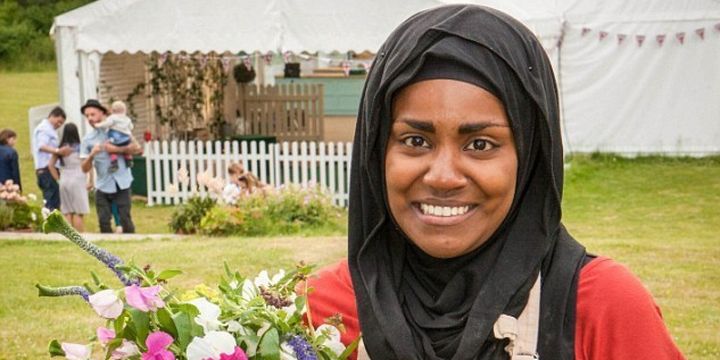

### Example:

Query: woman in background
xmin=49 ymin=123 xmax=90 ymax=231
xmin=0 ymin=129 xmax=22 ymax=190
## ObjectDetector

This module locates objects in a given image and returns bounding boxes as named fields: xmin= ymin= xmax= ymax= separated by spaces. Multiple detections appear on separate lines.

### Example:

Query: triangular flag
xmin=656 ymin=34 xmax=666 ymax=46
xmin=581 ymin=27 xmax=591 ymax=36
xmin=617 ymin=34 xmax=627 ymax=45
xmin=636 ymin=35 xmax=646 ymax=47
xmin=695 ymin=28 xmax=705 ymax=40
xmin=599 ymin=31 xmax=609 ymax=41
xmin=676 ymin=32 xmax=686 ymax=45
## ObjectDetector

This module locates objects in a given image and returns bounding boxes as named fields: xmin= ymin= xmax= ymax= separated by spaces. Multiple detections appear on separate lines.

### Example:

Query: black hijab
xmin=348 ymin=5 xmax=587 ymax=360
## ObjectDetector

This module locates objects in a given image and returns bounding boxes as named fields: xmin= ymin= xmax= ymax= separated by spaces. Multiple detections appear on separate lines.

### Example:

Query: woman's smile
xmin=413 ymin=201 xmax=477 ymax=225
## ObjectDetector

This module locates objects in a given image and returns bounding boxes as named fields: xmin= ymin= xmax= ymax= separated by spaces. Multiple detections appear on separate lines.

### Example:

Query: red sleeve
xmin=575 ymin=257 xmax=685 ymax=360
xmin=306 ymin=259 xmax=361 ymax=348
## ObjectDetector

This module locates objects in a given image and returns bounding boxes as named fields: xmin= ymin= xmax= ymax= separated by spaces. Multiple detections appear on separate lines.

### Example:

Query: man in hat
xmin=32 ymin=106 xmax=72 ymax=210
xmin=80 ymin=99 xmax=142 ymax=233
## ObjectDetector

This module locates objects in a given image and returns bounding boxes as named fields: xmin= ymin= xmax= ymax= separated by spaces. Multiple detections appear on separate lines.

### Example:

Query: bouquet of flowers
xmin=36 ymin=210 xmax=359 ymax=360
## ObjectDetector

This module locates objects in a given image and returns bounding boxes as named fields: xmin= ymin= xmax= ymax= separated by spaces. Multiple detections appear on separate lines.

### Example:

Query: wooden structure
xmin=240 ymin=84 xmax=324 ymax=141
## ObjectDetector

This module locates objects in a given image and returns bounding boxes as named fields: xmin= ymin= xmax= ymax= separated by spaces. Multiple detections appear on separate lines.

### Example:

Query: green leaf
xmin=157 ymin=307 xmax=178 ymax=337
xmin=157 ymin=269 xmax=182 ymax=281
xmin=128 ymin=308 xmax=150 ymax=344
xmin=338 ymin=334 xmax=362 ymax=359
xmin=172 ymin=303 xmax=203 ymax=349
xmin=257 ymin=328 xmax=280 ymax=360
xmin=238 ymin=334 xmax=260 ymax=357
xmin=48 ymin=339 xmax=65 ymax=357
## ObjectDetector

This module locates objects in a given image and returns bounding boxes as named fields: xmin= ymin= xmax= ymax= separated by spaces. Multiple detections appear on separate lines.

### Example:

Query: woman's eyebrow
xmin=401 ymin=119 xmax=435 ymax=133
xmin=458 ymin=122 xmax=509 ymax=134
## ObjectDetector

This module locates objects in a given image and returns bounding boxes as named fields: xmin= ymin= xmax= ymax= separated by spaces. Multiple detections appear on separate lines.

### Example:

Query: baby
xmin=96 ymin=101 xmax=135 ymax=172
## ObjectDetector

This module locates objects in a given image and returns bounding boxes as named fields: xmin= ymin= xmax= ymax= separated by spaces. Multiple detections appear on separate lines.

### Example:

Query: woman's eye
xmin=402 ymin=136 xmax=430 ymax=148
xmin=465 ymin=139 xmax=495 ymax=152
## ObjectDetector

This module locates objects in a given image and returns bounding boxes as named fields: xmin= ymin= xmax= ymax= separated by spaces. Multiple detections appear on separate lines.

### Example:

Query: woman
xmin=0 ymin=129 xmax=21 ymax=190
xmin=48 ymin=123 xmax=90 ymax=232
xmin=305 ymin=5 xmax=684 ymax=359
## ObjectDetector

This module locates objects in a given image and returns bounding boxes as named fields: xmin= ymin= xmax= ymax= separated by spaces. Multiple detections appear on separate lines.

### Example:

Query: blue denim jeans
xmin=36 ymin=168 xmax=60 ymax=210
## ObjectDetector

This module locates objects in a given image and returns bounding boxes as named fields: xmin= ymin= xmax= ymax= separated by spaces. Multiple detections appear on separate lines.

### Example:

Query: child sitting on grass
xmin=95 ymin=101 xmax=135 ymax=172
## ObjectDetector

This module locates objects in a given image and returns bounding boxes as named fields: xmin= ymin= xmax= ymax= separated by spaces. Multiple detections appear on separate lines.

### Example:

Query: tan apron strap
xmin=493 ymin=273 xmax=541 ymax=359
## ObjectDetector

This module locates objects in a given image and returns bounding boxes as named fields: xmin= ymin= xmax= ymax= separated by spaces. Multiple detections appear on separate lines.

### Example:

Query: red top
xmin=305 ymin=257 xmax=685 ymax=359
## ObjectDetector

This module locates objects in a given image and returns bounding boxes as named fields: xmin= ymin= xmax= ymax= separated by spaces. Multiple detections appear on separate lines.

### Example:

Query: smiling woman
xmin=303 ymin=4 xmax=685 ymax=360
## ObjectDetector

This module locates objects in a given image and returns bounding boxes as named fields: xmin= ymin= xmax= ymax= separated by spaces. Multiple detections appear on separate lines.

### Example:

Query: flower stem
xmin=35 ymin=284 xmax=90 ymax=302
xmin=42 ymin=210 xmax=135 ymax=286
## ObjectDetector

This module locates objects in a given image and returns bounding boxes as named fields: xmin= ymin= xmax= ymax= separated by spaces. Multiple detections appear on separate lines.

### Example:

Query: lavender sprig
xmin=287 ymin=335 xmax=318 ymax=360
xmin=35 ymin=284 xmax=90 ymax=302
xmin=42 ymin=210 xmax=136 ymax=286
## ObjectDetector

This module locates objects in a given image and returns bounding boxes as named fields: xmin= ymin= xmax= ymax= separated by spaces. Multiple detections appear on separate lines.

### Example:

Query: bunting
xmin=578 ymin=22 xmax=720 ymax=48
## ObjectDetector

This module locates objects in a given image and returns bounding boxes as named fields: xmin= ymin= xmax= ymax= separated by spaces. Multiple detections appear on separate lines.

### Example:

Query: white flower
xmin=28 ymin=193 xmax=37 ymax=201
xmin=30 ymin=212 xmax=37 ymax=222
xmin=88 ymin=289 xmax=124 ymax=319
xmin=41 ymin=206 xmax=51 ymax=220
xmin=254 ymin=269 xmax=285 ymax=288
xmin=280 ymin=341 xmax=296 ymax=360
xmin=61 ymin=342 xmax=91 ymax=360
xmin=197 ymin=170 xmax=212 ymax=188
xmin=110 ymin=339 xmax=140 ymax=359
xmin=241 ymin=279 xmax=258 ymax=301
xmin=177 ymin=167 xmax=190 ymax=186
xmin=316 ymin=324 xmax=345 ymax=356
xmin=186 ymin=331 xmax=237 ymax=360
xmin=188 ymin=297 xmax=222 ymax=332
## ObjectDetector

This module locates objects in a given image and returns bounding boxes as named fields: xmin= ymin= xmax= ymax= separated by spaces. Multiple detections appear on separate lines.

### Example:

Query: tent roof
xmin=51 ymin=0 xmax=568 ymax=54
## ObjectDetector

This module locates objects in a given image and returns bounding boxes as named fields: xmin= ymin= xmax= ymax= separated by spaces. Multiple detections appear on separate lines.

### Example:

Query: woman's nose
xmin=422 ymin=147 xmax=467 ymax=192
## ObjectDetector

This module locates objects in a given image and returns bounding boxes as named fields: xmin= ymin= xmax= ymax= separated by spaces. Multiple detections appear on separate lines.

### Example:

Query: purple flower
xmin=287 ymin=335 xmax=317 ymax=360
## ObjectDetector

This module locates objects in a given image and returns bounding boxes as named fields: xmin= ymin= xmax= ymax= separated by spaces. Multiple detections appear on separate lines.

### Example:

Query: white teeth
xmin=419 ymin=204 xmax=471 ymax=217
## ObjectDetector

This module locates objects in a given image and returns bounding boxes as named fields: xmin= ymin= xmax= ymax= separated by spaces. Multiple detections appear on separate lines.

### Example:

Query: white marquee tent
xmin=51 ymin=0 xmax=720 ymax=155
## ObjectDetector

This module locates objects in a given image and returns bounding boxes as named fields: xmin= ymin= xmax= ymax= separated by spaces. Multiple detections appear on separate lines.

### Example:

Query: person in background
xmin=79 ymin=99 xmax=141 ymax=234
xmin=0 ymin=129 xmax=21 ymax=190
xmin=32 ymin=107 xmax=72 ymax=210
xmin=94 ymin=100 xmax=135 ymax=172
xmin=48 ymin=123 xmax=90 ymax=232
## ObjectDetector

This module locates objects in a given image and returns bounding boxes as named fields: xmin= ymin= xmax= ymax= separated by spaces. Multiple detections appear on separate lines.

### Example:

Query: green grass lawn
xmin=1 ymin=72 xmax=718 ymax=358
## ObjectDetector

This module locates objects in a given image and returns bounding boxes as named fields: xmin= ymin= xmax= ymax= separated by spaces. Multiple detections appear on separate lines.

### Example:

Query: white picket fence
xmin=143 ymin=140 xmax=353 ymax=207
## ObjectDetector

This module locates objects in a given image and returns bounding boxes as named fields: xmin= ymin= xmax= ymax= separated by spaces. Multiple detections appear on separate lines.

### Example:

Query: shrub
xmin=8 ymin=201 xmax=43 ymax=230
xmin=0 ymin=202 xmax=13 ymax=230
xmin=196 ymin=184 xmax=343 ymax=237
xmin=199 ymin=206 xmax=244 ymax=236
xmin=169 ymin=196 xmax=216 ymax=234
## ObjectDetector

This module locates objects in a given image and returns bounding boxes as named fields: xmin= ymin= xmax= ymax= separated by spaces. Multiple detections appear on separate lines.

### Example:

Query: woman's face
xmin=6 ymin=137 xmax=16 ymax=148
xmin=386 ymin=79 xmax=517 ymax=258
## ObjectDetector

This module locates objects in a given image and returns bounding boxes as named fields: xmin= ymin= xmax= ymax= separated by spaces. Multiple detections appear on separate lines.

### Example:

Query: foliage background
xmin=0 ymin=0 xmax=95 ymax=71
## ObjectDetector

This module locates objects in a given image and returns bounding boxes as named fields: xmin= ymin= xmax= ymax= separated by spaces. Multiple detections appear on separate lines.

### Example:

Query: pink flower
xmin=96 ymin=327 xmax=116 ymax=346
xmin=125 ymin=285 xmax=165 ymax=312
xmin=89 ymin=289 xmax=124 ymax=319
xmin=111 ymin=339 xmax=140 ymax=359
xmin=61 ymin=342 xmax=91 ymax=360
xmin=142 ymin=331 xmax=175 ymax=360
xmin=219 ymin=347 xmax=248 ymax=360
